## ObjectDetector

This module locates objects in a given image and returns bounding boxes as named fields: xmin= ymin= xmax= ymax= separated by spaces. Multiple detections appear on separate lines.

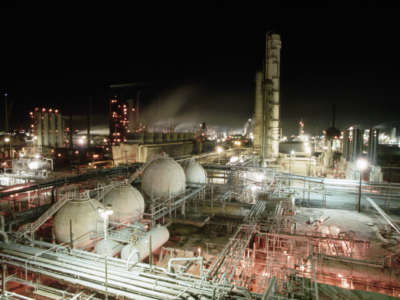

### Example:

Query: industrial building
xmin=1 ymin=31 xmax=400 ymax=300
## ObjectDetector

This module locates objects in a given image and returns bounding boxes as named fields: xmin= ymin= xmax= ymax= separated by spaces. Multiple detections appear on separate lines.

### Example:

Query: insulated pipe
xmin=168 ymin=257 xmax=204 ymax=279
xmin=121 ymin=225 xmax=169 ymax=264
xmin=1 ymin=253 xmax=198 ymax=300
xmin=0 ymin=215 xmax=4 ymax=232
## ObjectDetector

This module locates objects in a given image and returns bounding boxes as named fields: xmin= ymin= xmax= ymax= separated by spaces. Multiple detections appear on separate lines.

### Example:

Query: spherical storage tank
xmin=103 ymin=184 xmax=145 ymax=223
xmin=184 ymin=160 xmax=206 ymax=184
xmin=141 ymin=157 xmax=186 ymax=199
xmin=53 ymin=198 xmax=103 ymax=246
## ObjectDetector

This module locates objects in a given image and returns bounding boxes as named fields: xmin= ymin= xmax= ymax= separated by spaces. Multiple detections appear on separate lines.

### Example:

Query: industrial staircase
xmin=16 ymin=190 xmax=86 ymax=239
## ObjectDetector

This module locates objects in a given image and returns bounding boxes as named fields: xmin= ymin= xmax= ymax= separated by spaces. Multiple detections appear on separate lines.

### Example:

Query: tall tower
xmin=253 ymin=32 xmax=282 ymax=161
xmin=253 ymin=71 xmax=264 ymax=154
xmin=265 ymin=32 xmax=282 ymax=159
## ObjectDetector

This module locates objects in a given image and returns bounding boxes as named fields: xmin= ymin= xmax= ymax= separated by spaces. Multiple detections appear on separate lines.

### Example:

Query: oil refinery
xmin=1 ymin=30 xmax=400 ymax=300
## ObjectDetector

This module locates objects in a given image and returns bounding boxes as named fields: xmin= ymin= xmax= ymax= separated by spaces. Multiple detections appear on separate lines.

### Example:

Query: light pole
xmin=356 ymin=158 xmax=368 ymax=213
xmin=216 ymin=146 xmax=223 ymax=164
xmin=4 ymin=137 xmax=10 ymax=159
xmin=98 ymin=204 xmax=113 ymax=300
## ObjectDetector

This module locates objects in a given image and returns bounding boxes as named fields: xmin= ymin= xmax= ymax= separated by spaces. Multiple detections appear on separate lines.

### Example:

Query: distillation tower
xmin=254 ymin=32 xmax=282 ymax=163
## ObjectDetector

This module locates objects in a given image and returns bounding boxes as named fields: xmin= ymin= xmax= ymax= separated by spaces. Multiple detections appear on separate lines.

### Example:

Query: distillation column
xmin=253 ymin=71 xmax=264 ymax=155
xmin=265 ymin=33 xmax=282 ymax=159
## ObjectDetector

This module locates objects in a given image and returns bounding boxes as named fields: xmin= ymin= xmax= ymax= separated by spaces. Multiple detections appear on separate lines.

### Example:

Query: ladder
xmin=16 ymin=190 xmax=83 ymax=238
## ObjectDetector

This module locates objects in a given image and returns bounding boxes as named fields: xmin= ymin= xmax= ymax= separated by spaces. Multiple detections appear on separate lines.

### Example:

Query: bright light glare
xmin=4 ymin=137 xmax=10 ymax=143
xmin=28 ymin=161 xmax=40 ymax=170
xmin=216 ymin=146 xmax=223 ymax=153
xmin=34 ymin=153 xmax=40 ymax=159
xmin=98 ymin=207 xmax=113 ymax=219
xmin=356 ymin=158 xmax=368 ymax=171
xmin=230 ymin=156 xmax=239 ymax=163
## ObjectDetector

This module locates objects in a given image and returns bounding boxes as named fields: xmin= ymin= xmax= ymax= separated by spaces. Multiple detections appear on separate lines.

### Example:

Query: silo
xmin=49 ymin=111 xmax=56 ymax=147
xmin=37 ymin=111 xmax=42 ymax=148
xmin=56 ymin=112 xmax=64 ymax=147
xmin=43 ymin=110 xmax=49 ymax=147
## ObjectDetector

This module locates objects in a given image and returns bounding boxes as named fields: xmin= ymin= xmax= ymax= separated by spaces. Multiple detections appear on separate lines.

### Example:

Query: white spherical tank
xmin=121 ymin=225 xmax=170 ymax=263
xmin=141 ymin=157 xmax=186 ymax=199
xmin=103 ymin=184 xmax=145 ymax=223
xmin=184 ymin=160 xmax=206 ymax=184
xmin=53 ymin=198 xmax=103 ymax=246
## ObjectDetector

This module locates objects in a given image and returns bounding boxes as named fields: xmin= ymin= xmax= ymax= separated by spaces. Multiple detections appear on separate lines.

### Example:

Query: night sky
xmin=3 ymin=3 xmax=399 ymax=135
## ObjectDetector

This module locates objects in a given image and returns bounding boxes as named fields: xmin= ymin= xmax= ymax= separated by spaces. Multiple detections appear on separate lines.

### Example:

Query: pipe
xmin=0 ymin=215 xmax=4 ymax=232
xmin=0 ymin=232 xmax=8 ymax=244
xmin=167 ymin=257 xmax=204 ymax=279
xmin=2 ymin=264 xmax=7 ymax=295
xmin=121 ymin=225 xmax=169 ymax=265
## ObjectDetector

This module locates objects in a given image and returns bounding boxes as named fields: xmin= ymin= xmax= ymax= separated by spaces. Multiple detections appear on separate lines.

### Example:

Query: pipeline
xmin=168 ymin=257 xmax=204 ymax=279
xmin=0 ymin=215 xmax=8 ymax=243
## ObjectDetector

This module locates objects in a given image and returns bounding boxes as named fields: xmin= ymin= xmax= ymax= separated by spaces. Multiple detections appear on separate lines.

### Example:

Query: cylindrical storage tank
xmin=141 ymin=157 xmax=186 ymax=199
xmin=162 ymin=132 xmax=171 ymax=143
xmin=184 ymin=160 xmax=206 ymax=184
xmin=95 ymin=239 xmax=122 ymax=257
xmin=177 ymin=133 xmax=185 ymax=141
xmin=170 ymin=132 xmax=178 ymax=142
xmin=144 ymin=132 xmax=154 ymax=144
xmin=103 ymin=184 xmax=145 ymax=223
xmin=53 ymin=198 xmax=103 ymax=247
xmin=154 ymin=132 xmax=163 ymax=144
xmin=121 ymin=225 xmax=169 ymax=263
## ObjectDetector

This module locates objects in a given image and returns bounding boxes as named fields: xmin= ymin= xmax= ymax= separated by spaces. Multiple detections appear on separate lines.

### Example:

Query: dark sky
xmin=2 ymin=2 xmax=399 ymax=135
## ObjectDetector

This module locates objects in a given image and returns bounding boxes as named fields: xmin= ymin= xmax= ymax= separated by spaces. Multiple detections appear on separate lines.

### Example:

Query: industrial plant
xmin=1 ymin=31 xmax=400 ymax=300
